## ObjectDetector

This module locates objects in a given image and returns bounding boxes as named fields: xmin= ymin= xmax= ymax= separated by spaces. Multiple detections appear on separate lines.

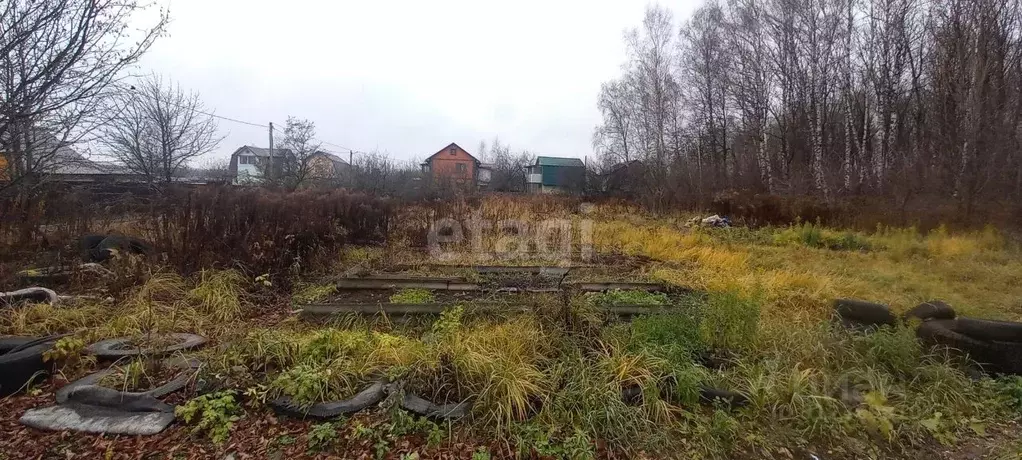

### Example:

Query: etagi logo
xmin=426 ymin=206 xmax=595 ymax=262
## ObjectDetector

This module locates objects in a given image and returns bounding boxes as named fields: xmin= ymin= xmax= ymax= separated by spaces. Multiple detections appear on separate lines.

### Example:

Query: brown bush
xmin=0 ymin=185 xmax=392 ymax=290
xmin=146 ymin=187 xmax=392 ymax=283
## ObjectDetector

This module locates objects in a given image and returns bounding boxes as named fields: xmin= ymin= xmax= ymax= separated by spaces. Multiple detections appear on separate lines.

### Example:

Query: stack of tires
xmin=835 ymin=298 xmax=1022 ymax=375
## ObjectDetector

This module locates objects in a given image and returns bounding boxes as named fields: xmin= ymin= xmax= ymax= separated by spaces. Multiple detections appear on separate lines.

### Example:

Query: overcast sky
xmin=136 ymin=0 xmax=700 ymax=164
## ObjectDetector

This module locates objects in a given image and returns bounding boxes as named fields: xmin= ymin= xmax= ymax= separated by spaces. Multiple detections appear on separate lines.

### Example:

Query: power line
xmin=201 ymin=111 xmax=267 ymax=129
xmin=271 ymin=123 xmax=359 ymax=154
xmin=112 ymin=82 xmax=269 ymax=129
xmin=117 ymin=81 xmax=368 ymax=153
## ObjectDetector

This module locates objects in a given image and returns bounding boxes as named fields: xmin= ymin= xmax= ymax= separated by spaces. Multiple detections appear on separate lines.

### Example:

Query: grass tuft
xmin=188 ymin=269 xmax=246 ymax=320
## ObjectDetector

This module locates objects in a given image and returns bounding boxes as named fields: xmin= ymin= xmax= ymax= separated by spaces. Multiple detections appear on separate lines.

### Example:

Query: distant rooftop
xmin=536 ymin=156 xmax=584 ymax=167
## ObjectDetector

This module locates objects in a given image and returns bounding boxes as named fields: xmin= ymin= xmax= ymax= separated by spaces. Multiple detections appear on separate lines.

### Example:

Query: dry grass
xmin=594 ymin=211 xmax=1022 ymax=321
xmin=5 ymin=196 xmax=1022 ymax=458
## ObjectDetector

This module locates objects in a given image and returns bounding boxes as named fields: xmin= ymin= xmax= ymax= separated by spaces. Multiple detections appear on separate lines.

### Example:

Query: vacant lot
xmin=2 ymin=194 xmax=1021 ymax=459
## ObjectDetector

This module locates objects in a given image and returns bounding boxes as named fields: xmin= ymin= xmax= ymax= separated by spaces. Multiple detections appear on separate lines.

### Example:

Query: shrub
xmin=176 ymin=391 xmax=243 ymax=445
xmin=270 ymin=364 xmax=334 ymax=408
xmin=149 ymin=187 xmax=393 ymax=289
xmin=630 ymin=312 xmax=705 ymax=366
xmin=307 ymin=422 xmax=340 ymax=451
xmin=42 ymin=336 xmax=93 ymax=375
xmin=772 ymin=222 xmax=871 ymax=251
xmin=700 ymin=291 xmax=760 ymax=352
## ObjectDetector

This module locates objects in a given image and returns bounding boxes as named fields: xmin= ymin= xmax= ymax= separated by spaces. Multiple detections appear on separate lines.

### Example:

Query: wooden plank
xmin=299 ymin=302 xmax=677 ymax=317
xmin=299 ymin=302 xmax=530 ymax=316
xmin=335 ymin=279 xmax=452 ymax=290
xmin=568 ymin=282 xmax=669 ymax=292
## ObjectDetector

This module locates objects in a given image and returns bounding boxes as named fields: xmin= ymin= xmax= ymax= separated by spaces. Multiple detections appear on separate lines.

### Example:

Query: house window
xmin=240 ymin=155 xmax=257 ymax=165
xmin=456 ymin=163 xmax=467 ymax=174
xmin=449 ymin=147 xmax=457 ymax=155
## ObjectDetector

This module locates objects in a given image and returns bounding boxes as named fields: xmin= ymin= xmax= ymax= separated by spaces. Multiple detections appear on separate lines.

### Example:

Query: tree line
xmin=594 ymin=0 xmax=1022 ymax=217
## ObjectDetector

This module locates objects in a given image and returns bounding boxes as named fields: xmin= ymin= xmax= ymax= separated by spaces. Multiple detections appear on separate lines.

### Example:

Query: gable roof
xmin=310 ymin=151 xmax=348 ymax=165
xmin=536 ymin=156 xmax=585 ymax=168
xmin=231 ymin=145 xmax=294 ymax=158
xmin=424 ymin=142 xmax=479 ymax=163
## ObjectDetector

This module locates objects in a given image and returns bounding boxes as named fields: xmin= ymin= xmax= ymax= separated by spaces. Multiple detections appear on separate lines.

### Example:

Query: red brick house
xmin=421 ymin=142 xmax=480 ymax=185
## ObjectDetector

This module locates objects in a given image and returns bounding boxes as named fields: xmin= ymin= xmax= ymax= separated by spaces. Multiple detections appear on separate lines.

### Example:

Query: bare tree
xmin=100 ymin=74 xmax=223 ymax=186
xmin=594 ymin=0 xmax=1022 ymax=218
xmin=480 ymin=137 xmax=534 ymax=192
xmin=0 ymin=0 xmax=168 ymax=192
xmin=195 ymin=158 xmax=234 ymax=185
xmin=273 ymin=116 xmax=322 ymax=190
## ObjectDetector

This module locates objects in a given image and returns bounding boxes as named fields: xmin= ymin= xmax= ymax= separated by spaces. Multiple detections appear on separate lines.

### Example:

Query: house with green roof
xmin=526 ymin=156 xmax=586 ymax=194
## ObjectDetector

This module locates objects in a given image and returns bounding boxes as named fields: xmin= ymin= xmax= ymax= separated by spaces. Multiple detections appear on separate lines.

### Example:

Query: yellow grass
xmin=593 ymin=208 xmax=1022 ymax=321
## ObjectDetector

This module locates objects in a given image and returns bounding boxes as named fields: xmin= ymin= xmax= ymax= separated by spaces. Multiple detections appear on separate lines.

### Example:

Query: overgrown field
xmin=2 ymin=195 xmax=1022 ymax=459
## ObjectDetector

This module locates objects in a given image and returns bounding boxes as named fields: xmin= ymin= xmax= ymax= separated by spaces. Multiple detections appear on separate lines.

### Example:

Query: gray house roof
xmin=232 ymin=145 xmax=292 ymax=158
xmin=536 ymin=156 xmax=585 ymax=168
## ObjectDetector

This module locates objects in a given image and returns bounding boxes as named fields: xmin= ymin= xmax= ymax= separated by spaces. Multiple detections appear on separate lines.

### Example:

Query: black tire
xmin=916 ymin=319 xmax=992 ymax=354
xmin=698 ymin=387 xmax=749 ymax=408
xmin=97 ymin=236 xmax=154 ymax=256
xmin=55 ymin=358 xmax=197 ymax=404
xmin=621 ymin=385 xmax=643 ymax=406
xmin=399 ymin=392 xmax=470 ymax=420
xmin=834 ymin=299 xmax=896 ymax=327
xmin=80 ymin=235 xmax=106 ymax=250
xmin=0 ymin=342 xmax=55 ymax=396
xmin=86 ymin=333 xmax=207 ymax=359
xmin=269 ymin=382 xmax=387 ymax=420
xmin=916 ymin=319 xmax=1022 ymax=375
xmin=80 ymin=235 xmax=107 ymax=262
xmin=0 ymin=336 xmax=38 ymax=354
xmin=903 ymin=300 xmax=956 ymax=322
xmin=63 ymin=385 xmax=174 ymax=413
xmin=954 ymin=317 xmax=1022 ymax=343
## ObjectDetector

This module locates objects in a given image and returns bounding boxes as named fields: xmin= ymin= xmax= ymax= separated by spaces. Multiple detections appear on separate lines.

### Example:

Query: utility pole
xmin=349 ymin=149 xmax=353 ymax=166
xmin=268 ymin=122 xmax=274 ymax=180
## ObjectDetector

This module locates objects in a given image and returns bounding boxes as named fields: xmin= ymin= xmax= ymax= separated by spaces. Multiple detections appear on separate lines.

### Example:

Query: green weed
xmin=188 ymin=269 xmax=246 ymax=321
xmin=773 ymin=222 xmax=871 ymax=251
xmin=585 ymin=289 xmax=668 ymax=306
xmin=292 ymin=283 xmax=337 ymax=304
xmin=307 ymin=422 xmax=340 ymax=452
xmin=390 ymin=288 xmax=436 ymax=304
xmin=176 ymin=391 xmax=243 ymax=445
xmin=700 ymin=290 xmax=760 ymax=352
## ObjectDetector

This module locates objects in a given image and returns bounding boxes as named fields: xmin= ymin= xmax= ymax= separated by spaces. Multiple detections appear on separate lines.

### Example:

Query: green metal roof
xmin=536 ymin=156 xmax=585 ymax=168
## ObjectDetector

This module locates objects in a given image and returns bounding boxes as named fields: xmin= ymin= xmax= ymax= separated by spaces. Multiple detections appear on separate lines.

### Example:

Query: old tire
xmin=80 ymin=235 xmax=108 ymax=262
xmin=97 ymin=236 xmax=153 ymax=256
xmin=269 ymin=382 xmax=387 ymax=420
xmin=954 ymin=317 xmax=1022 ymax=343
xmin=699 ymin=387 xmax=749 ymax=408
xmin=916 ymin=319 xmax=1022 ymax=375
xmin=834 ymin=299 xmax=896 ymax=327
xmin=55 ymin=358 xmax=198 ymax=404
xmin=0 ymin=287 xmax=59 ymax=308
xmin=0 ymin=336 xmax=38 ymax=354
xmin=399 ymin=392 xmax=470 ymax=420
xmin=63 ymin=385 xmax=174 ymax=413
xmin=86 ymin=333 xmax=207 ymax=359
xmin=0 ymin=341 xmax=55 ymax=396
xmin=903 ymin=300 xmax=956 ymax=322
